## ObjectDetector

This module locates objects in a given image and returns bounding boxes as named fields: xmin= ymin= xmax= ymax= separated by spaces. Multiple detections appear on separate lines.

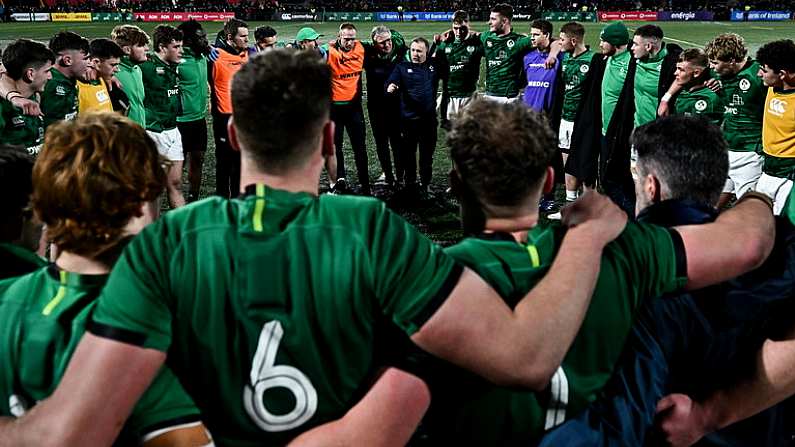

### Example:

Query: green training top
xmin=177 ymin=48 xmax=209 ymax=123
xmin=481 ymin=30 xmax=534 ymax=98
xmin=40 ymin=68 xmax=78 ymax=129
xmin=673 ymin=85 xmax=725 ymax=126
xmin=601 ymin=50 xmax=631 ymax=136
xmin=0 ymin=243 xmax=46 ymax=281
xmin=438 ymin=34 xmax=484 ymax=98
xmin=714 ymin=59 xmax=765 ymax=152
xmin=90 ymin=184 xmax=461 ymax=446
xmin=561 ymin=48 xmax=595 ymax=121
xmin=139 ymin=53 xmax=181 ymax=132
xmin=428 ymin=221 xmax=687 ymax=444
xmin=116 ymin=56 xmax=146 ymax=127
xmin=0 ymin=97 xmax=44 ymax=155
xmin=634 ymin=44 xmax=668 ymax=128
xmin=0 ymin=266 xmax=200 ymax=443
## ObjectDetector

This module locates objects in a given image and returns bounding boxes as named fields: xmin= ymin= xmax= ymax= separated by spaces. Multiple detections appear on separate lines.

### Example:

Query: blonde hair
xmin=705 ymin=33 xmax=747 ymax=62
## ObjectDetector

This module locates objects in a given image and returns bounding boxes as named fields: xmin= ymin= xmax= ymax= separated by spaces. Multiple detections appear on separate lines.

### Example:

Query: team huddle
xmin=1 ymin=3 xmax=795 ymax=446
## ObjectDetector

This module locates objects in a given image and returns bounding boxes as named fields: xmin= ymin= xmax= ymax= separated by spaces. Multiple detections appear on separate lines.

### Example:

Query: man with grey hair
xmin=364 ymin=25 xmax=408 ymax=187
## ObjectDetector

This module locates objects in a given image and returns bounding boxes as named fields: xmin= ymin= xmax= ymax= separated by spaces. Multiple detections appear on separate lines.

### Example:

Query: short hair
xmin=1 ymin=39 xmax=55 ymax=80
xmin=49 ymin=31 xmax=89 ymax=56
xmin=633 ymin=115 xmax=728 ymax=206
xmin=153 ymin=25 xmax=183 ymax=51
xmin=0 ymin=146 xmax=35 ymax=240
xmin=531 ymin=20 xmax=553 ymax=37
xmin=411 ymin=37 xmax=430 ymax=50
xmin=371 ymin=25 xmax=391 ymax=40
xmin=111 ymin=24 xmax=150 ymax=48
xmin=32 ymin=113 xmax=167 ymax=258
xmin=178 ymin=20 xmax=210 ymax=56
xmin=254 ymin=25 xmax=277 ymax=42
xmin=756 ymin=40 xmax=795 ymax=73
xmin=231 ymin=50 xmax=331 ymax=174
xmin=679 ymin=48 xmax=708 ymax=68
xmin=448 ymin=99 xmax=555 ymax=216
xmin=561 ymin=22 xmax=585 ymax=40
xmin=339 ymin=23 xmax=357 ymax=32
xmin=705 ymin=33 xmax=747 ymax=62
xmin=452 ymin=10 xmax=469 ymax=24
xmin=634 ymin=24 xmax=664 ymax=40
xmin=224 ymin=18 xmax=249 ymax=39
xmin=89 ymin=38 xmax=124 ymax=61
xmin=491 ymin=3 xmax=513 ymax=20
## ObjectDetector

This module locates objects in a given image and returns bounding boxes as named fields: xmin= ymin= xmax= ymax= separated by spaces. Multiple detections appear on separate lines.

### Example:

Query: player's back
xmin=92 ymin=184 xmax=459 ymax=446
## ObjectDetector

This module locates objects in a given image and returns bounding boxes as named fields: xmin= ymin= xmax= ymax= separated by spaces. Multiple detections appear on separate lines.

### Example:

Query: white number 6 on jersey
xmin=244 ymin=320 xmax=318 ymax=432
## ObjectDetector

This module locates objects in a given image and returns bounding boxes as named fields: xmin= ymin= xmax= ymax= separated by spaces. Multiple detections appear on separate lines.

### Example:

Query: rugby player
xmin=481 ymin=3 xmax=536 ymax=102
xmin=436 ymin=10 xmax=483 ymax=127
xmin=670 ymin=48 xmax=724 ymax=125
xmin=41 ymin=31 xmax=90 ymax=128
xmin=111 ymin=24 xmax=149 ymax=126
xmin=140 ymin=25 xmax=185 ymax=209
xmin=0 ymin=48 xmax=629 ymax=446
xmin=0 ymin=113 xmax=211 ymax=446
xmin=77 ymin=38 xmax=124 ymax=113
xmin=0 ymin=39 xmax=52 ymax=155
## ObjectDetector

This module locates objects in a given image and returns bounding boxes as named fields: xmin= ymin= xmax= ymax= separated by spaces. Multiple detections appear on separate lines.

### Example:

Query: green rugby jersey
xmin=714 ymin=59 xmax=765 ymax=152
xmin=140 ymin=53 xmax=181 ymax=132
xmin=561 ymin=48 xmax=595 ymax=121
xmin=0 ymin=243 xmax=46 ymax=281
xmin=40 ymin=68 xmax=78 ymax=129
xmin=0 ymin=266 xmax=200 ymax=442
xmin=0 ymin=97 xmax=44 ymax=155
xmin=177 ymin=48 xmax=209 ymax=123
xmin=481 ymin=30 xmax=533 ymax=98
xmin=116 ymin=56 xmax=146 ymax=127
xmin=90 ymin=184 xmax=461 ymax=446
xmin=601 ymin=50 xmax=631 ymax=136
xmin=634 ymin=45 xmax=668 ymax=128
xmin=673 ymin=85 xmax=724 ymax=125
xmin=429 ymin=221 xmax=687 ymax=444
xmin=438 ymin=34 xmax=484 ymax=98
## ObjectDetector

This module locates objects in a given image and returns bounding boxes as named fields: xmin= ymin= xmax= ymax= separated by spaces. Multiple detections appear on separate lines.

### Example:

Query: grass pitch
xmin=3 ymin=20 xmax=792 ymax=243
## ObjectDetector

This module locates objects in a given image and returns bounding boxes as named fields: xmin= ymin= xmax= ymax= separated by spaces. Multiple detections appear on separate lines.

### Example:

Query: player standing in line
xmin=436 ymin=10 xmax=483 ymax=129
xmin=252 ymin=25 xmax=279 ymax=53
xmin=418 ymin=101 xmax=774 ymax=446
xmin=140 ymin=25 xmax=185 ymax=209
xmin=40 ymin=31 xmax=90 ymax=129
xmin=670 ymin=49 xmax=724 ymax=125
xmin=0 ymin=49 xmax=632 ymax=446
xmin=176 ymin=20 xmax=210 ymax=203
xmin=704 ymin=34 xmax=764 ymax=208
xmin=755 ymin=40 xmax=795 ymax=215
xmin=77 ymin=39 xmax=124 ymax=114
xmin=480 ymin=3 xmax=536 ymax=102
xmin=0 ymin=39 xmax=52 ymax=155
xmin=210 ymin=18 xmax=249 ymax=199
xmin=328 ymin=23 xmax=370 ymax=195
xmin=111 ymin=25 xmax=150 ymax=126
xmin=557 ymin=22 xmax=593 ymax=211
xmin=0 ymin=146 xmax=46 ymax=280
xmin=0 ymin=113 xmax=212 ymax=446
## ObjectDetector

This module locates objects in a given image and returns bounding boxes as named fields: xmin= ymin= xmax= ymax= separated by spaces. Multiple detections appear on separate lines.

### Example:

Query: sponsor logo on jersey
xmin=167 ymin=88 xmax=179 ymax=97
xmin=11 ymin=116 xmax=25 ymax=127
xmin=64 ymin=112 xmax=77 ymax=121
xmin=445 ymin=47 xmax=452 ymax=54
xmin=488 ymin=59 xmax=503 ymax=67
xmin=507 ymin=40 xmax=515 ymax=48
xmin=695 ymin=100 xmax=708 ymax=111
xmin=528 ymin=63 xmax=546 ymax=68
xmin=580 ymin=64 xmax=590 ymax=73
xmin=739 ymin=78 xmax=751 ymax=92
xmin=528 ymin=80 xmax=551 ymax=88
xmin=156 ymin=67 xmax=165 ymax=75
xmin=769 ymin=98 xmax=787 ymax=116
xmin=55 ymin=85 xmax=67 ymax=96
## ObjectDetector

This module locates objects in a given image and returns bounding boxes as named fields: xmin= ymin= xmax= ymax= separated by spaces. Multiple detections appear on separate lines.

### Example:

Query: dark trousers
xmin=401 ymin=116 xmax=437 ymax=186
xmin=331 ymin=102 xmax=369 ymax=191
xmin=368 ymin=101 xmax=403 ymax=184
xmin=213 ymin=112 xmax=240 ymax=198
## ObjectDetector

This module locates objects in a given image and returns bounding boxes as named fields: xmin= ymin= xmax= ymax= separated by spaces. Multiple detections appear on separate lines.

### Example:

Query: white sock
xmin=566 ymin=190 xmax=578 ymax=202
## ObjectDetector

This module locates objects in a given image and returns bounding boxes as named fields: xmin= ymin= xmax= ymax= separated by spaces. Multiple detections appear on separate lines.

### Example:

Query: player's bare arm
xmin=412 ymin=191 xmax=627 ymax=390
xmin=287 ymin=368 xmax=430 ymax=447
xmin=674 ymin=192 xmax=775 ymax=290
xmin=142 ymin=422 xmax=212 ymax=447
xmin=0 ymin=334 xmax=165 ymax=446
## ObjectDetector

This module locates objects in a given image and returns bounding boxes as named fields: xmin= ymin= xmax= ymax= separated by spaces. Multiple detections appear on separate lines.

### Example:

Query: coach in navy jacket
xmin=387 ymin=37 xmax=443 ymax=190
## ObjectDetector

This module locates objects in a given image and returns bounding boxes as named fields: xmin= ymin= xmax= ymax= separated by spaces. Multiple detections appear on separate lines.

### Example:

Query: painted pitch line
xmin=751 ymin=26 xmax=775 ymax=30
xmin=627 ymin=26 xmax=700 ymax=47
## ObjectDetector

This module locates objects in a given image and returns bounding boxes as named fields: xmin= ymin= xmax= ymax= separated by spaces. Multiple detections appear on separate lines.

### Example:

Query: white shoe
xmin=547 ymin=211 xmax=562 ymax=220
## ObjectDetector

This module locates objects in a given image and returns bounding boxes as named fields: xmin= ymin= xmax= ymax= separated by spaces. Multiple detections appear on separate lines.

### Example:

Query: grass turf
xmin=3 ymin=20 xmax=792 ymax=244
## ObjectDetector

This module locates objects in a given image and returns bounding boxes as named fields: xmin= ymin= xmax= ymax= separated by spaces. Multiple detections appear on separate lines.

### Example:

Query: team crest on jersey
xmin=96 ymin=91 xmax=109 ymax=102
xmin=11 ymin=116 xmax=24 ymax=127
xmin=487 ymin=41 xmax=493 ymax=48
xmin=580 ymin=64 xmax=590 ymax=73
xmin=507 ymin=40 xmax=515 ymax=48
xmin=55 ymin=85 xmax=67 ymax=96
xmin=156 ymin=67 xmax=165 ymax=75
xmin=695 ymin=100 xmax=708 ymax=111
xmin=445 ymin=47 xmax=452 ymax=54
xmin=739 ymin=78 xmax=751 ymax=91
xmin=467 ymin=45 xmax=475 ymax=53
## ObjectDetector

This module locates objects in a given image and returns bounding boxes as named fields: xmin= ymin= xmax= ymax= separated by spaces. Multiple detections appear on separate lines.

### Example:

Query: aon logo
xmin=244 ymin=321 xmax=318 ymax=432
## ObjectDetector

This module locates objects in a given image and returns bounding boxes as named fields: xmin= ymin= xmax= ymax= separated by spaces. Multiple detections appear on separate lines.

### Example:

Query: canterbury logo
xmin=769 ymin=98 xmax=787 ymax=116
